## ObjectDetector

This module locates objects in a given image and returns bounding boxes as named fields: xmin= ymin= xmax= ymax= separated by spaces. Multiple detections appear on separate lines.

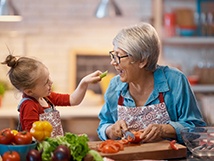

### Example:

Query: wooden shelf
xmin=191 ymin=84 xmax=214 ymax=93
xmin=163 ymin=37 xmax=214 ymax=45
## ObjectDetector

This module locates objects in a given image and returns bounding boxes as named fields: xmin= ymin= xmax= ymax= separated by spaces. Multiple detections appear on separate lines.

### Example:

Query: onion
xmin=26 ymin=149 xmax=42 ymax=161
xmin=52 ymin=145 xmax=71 ymax=161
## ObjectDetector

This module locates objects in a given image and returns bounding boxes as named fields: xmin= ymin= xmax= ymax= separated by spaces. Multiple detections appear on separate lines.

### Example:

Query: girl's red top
xmin=19 ymin=92 xmax=70 ymax=131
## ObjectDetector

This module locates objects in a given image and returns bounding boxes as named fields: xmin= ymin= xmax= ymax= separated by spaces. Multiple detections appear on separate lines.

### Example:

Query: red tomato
xmin=100 ymin=144 xmax=119 ymax=153
xmin=97 ymin=140 xmax=124 ymax=153
xmin=2 ymin=151 xmax=21 ymax=161
xmin=128 ymin=131 xmax=143 ymax=144
xmin=118 ymin=139 xmax=129 ymax=145
xmin=97 ymin=140 xmax=115 ymax=149
xmin=0 ymin=128 xmax=14 ymax=144
xmin=14 ymin=131 xmax=32 ymax=145
xmin=112 ymin=141 xmax=124 ymax=150
xmin=169 ymin=140 xmax=178 ymax=150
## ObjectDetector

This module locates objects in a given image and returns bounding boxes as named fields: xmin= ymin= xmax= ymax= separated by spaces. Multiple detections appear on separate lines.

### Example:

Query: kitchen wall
xmin=0 ymin=0 xmax=214 ymax=104
xmin=0 ymin=0 xmax=152 ymax=97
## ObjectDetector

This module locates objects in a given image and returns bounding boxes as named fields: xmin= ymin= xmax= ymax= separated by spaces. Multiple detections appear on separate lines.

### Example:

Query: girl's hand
xmin=81 ymin=70 xmax=102 ymax=84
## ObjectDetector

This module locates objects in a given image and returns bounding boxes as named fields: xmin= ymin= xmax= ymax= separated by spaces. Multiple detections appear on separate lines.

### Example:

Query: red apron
xmin=117 ymin=93 xmax=170 ymax=131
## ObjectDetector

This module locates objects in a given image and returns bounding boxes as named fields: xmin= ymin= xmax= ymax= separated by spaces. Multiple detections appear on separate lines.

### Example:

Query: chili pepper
xmin=30 ymin=121 xmax=53 ymax=142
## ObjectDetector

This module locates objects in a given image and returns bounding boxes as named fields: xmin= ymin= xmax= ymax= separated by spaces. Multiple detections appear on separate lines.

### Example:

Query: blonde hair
xmin=2 ymin=55 xmax=45 ymax=91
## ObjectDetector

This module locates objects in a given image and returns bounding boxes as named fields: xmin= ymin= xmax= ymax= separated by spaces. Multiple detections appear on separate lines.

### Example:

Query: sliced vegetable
xmin=30 ymin=120 xmax=53 ymax=142
xmin=101 ymin=144 xmax=119 ymax=153
xmin=97 ymin=140 xmax=124 ymax=153
xmin=127 ymin=131 xmax=143 ymax=144
xmin=100 ymin=71 xmax=108 ymax=79
xmin=118 ymin=139 xmax=129 ymax=145
xmin=169 ymin=140 xmax=179 ymax=150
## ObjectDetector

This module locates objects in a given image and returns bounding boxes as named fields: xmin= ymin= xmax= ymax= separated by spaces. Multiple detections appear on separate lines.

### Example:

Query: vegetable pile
xmin=0 ymin=128 xmax=32 ymax=145
xmin=31 ymin=132 xmax=103 ymax=161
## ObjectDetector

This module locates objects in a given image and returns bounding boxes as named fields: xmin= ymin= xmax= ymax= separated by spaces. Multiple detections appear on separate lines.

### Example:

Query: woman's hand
xmin=106 ymin=120 xmax=128 ymax=140
xmin=139 ymin=124 xmax=176 ymax=143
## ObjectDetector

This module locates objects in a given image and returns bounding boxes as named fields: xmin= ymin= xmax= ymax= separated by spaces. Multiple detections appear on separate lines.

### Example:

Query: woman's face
xmin=110 ymin=48 xmax=140 ymax=83
xmin=30 ymin=66 xmax=53 ymax=100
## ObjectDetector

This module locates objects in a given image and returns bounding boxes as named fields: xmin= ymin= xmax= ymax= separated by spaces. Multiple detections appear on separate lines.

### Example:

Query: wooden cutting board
xmin=87 ymin=140 xmax=187 ymax=160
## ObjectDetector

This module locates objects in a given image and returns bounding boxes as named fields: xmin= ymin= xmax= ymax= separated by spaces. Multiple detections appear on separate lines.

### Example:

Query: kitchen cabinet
xmin=152 ymin=0 xmax=214 ymax=93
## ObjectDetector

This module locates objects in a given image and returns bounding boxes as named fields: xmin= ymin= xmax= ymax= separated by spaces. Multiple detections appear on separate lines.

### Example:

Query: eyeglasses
xmin=109 ymin=51 xmax=129 ymax=64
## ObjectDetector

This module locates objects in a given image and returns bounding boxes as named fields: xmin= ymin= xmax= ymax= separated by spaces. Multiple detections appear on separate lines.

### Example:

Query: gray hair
xmin=113 ymin=22 xmax=160 ymax=71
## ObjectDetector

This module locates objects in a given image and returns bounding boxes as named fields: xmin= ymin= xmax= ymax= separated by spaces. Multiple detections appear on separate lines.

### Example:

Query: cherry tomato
xmin=14 ymin=131 xmax=32 ymax=145
xmin=169 ymin=140 xmax=178 ymax=150
xmin=0 ymin=128 xmax=14 ymax=144
xmin=2 ymin=151 xmax=21 ymax=161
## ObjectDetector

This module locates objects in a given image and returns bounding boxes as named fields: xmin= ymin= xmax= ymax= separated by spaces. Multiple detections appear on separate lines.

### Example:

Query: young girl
xmin=2 ymin=55 xmax=103 ymax=131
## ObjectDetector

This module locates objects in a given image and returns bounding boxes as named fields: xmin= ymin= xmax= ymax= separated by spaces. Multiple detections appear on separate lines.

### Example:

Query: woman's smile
xmin=116 ymin=68 xmax=125 ymax=76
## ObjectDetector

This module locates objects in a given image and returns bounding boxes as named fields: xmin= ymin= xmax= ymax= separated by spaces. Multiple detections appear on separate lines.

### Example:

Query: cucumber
xmin=100 ymin=70 xmax=108 ymax=78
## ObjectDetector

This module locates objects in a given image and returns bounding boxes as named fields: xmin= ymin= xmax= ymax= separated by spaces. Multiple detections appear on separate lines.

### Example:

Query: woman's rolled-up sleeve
xmin=167 ymin=72 xmax=206 ymax=143
xmin=97 ymin=77 xmax=119 ymax=140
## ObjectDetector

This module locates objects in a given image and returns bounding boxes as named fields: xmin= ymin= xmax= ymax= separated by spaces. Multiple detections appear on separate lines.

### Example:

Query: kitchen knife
xmin=121 ymin=130 xmax=135 ymax=140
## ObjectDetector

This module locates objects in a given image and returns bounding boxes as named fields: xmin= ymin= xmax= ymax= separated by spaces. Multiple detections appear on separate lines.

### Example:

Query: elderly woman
xmin=97 ymin=22 xmax=206 ymax=144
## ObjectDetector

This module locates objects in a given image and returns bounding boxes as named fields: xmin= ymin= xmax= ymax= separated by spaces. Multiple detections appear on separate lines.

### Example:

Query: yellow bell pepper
xmin=30 ymin=120 xmax=53 ymax=142
xmin=11 ymin=129 xmax=18 ymax=136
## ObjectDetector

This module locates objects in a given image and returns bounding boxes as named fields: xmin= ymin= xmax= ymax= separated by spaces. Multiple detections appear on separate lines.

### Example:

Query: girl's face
xmin=110 ymin=48 xmax=140 ymax=83
xmin=28 ymin=66 xmax=53 ymax=100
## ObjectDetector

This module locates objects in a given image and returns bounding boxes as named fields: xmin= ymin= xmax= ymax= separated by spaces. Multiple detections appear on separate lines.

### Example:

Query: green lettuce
xmin=37 ymin=132 xmax=103 ymax=161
